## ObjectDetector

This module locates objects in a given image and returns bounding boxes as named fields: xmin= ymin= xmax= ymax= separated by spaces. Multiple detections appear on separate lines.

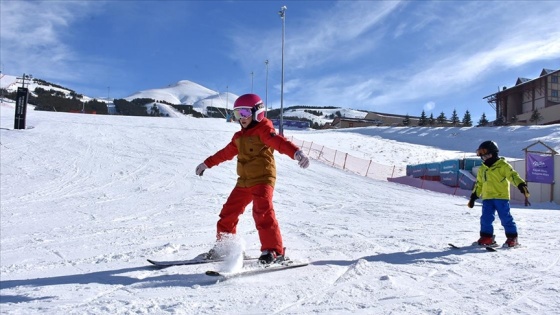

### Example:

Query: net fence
xmin=288 ymin=136 xmax=406 ymax=181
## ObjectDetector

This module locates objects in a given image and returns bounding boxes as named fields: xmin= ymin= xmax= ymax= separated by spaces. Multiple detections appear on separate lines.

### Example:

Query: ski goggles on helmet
xmin=476 ymin=148 xmax=493 ymax=160
xmin=233 ymin=108 xmax=252 ymax=120
xmin=476 ymin=148 xmax=489 ymax=156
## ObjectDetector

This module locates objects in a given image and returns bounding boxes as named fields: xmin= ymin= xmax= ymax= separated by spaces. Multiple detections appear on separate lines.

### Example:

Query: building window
xmin=552 ymin=90 xmax=559 ymax=97
xmin=553 ymin=76 xmax=559 ymax=83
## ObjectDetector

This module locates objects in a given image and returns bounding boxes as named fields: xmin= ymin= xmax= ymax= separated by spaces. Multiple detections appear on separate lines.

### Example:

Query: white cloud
xmin=272 ymin=1 xmax=560 ymax=113
xmin=0 ymin=1 xmax=102 ymax=81
xmin=230 ymin=1 xmax=404 ymax=74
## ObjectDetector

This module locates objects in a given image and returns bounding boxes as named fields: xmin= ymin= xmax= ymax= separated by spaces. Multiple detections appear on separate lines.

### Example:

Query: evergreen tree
xmin=462 ymin=110 xmax=472 ymax=127
xmin=494 ymin=115 xmax=504 ymax=126
xmin=428 ymin=113 xmax=435 ymax=126
xmin=529 ymin=109 xmax=543 ymax=125
xmin=418 ymin=110 xmax=427 ymax=126
xmin=402 ymin=114 xmax=411 ymax=126
xmin=451 ymin=109 xmax=460 ymax=126
xmin=478 ymin=113 xmax=489 ymax=126
xmin=437 ymin=111 xmax=447 ymax=125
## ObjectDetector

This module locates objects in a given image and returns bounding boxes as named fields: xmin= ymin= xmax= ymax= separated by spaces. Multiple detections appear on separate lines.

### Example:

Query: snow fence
xmin=289 ymin=136 xmax=474 ymax=199
xmin=289 ymin=137 xmax=406 ymax=181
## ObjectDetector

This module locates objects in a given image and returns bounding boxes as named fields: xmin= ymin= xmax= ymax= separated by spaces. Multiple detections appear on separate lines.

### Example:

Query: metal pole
xmin=0 ymin=66 xmax=3 ymax=103
xmin=279 ymin=6 xmax=287 ymax=136
xmin=265 ymin=60 xmax=269 ymax=117
xmin=251 ymin=72 xmax=254 ymax=93
xmin=226 ymin=85 xmax=229 ymax=121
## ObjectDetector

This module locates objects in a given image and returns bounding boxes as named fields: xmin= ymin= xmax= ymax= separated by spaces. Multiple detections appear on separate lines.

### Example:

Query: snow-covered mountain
xmin=125 ymin=80 xmax=238 ymax=111
xmin=0 ymin=74 xmax=105 ymax=103
xmin=124 ymin=80 xmax=367 ymax=124
xmin=1 ymin=74 xmax=362 ymax=124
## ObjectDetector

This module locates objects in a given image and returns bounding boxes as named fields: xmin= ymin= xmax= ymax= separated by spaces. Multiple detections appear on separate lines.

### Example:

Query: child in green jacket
xmin=468 ymin=140 xmax=530 ymax=248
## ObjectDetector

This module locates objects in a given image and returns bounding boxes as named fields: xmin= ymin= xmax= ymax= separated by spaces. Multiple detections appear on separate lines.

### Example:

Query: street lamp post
xmin=265 ymin=59 xmax=269 ymax=117
xmin=251 ymin=71 xmax=254 ymax=93
xmin=0 ymin=64 xmax=3 ymax=103
xmin=278 ymin=5 xmax=287 ymax=136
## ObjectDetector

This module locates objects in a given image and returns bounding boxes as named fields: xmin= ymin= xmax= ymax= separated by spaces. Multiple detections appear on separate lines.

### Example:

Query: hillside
xmin=1 ymin=74 xmax=360 ymax=125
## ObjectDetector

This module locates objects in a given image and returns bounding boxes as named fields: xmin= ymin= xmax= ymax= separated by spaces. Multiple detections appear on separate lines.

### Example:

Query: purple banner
xmin=526 ymin=153 xmax=554 ymax=184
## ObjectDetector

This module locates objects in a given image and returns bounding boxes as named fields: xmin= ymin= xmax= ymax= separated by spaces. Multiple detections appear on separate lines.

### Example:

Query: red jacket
xmin=204 ymin=118 xmax=299 ymax=188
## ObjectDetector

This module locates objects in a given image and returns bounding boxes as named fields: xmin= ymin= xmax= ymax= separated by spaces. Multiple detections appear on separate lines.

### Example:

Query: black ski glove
xmin=518 ymin=183 xmax=530 ymax=197
xmin=518 ymin=183 xmax=531 ymax=206
xmin=467 ymin=192 xmax=477 ymax=208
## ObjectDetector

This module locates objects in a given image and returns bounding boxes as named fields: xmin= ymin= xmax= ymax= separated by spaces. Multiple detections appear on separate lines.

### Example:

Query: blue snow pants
xmin=480 ymin=199 xmax=517 ymax=235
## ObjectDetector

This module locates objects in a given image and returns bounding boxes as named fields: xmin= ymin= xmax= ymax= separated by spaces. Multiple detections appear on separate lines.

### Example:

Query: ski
xmin=448 ymin=243 xmax=499 ymax=250
xmin=205 ymin=262 xmax=309 ymax=279
xmin=486 ymin=244 xmax=522 ymax=252
xmin=147 ymin=256 xmax=257 ymax=267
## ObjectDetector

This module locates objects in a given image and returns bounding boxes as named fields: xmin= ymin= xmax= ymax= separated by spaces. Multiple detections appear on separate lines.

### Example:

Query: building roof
xmin=515 ymin=77 xmax=531 ymax=85
xmin=365 ymin=111 xmax=421 ymax=119
xmin=541 ymin=69 xmax=556 ymax=75
xmin=484 ymin=68 xmax=559 ymax=99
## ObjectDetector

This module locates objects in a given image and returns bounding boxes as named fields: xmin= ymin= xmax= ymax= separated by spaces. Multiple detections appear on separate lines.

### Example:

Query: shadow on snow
xmin=0 ymin=265 xmax=221 ymax=304
xmin=311 ymin=246 xmax=487 ymax=267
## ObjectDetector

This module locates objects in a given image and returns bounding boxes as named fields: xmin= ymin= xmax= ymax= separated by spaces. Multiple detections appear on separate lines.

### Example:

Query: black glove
xmin=518 ymin=183 xmax=531 ymax=206
xmin=467 ymin=192 xmax=477 ymax=208
xmin=518 ymin=183 xmax=530 ymax=197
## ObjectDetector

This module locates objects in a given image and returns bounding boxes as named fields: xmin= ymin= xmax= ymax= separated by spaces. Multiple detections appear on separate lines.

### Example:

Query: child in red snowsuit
xmin=195 ymin=94 xmax=309 ymax=264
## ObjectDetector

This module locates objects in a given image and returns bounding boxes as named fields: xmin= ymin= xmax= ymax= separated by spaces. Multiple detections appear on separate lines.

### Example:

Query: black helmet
xmin=476 ymin=140 xmax=499 ymax=157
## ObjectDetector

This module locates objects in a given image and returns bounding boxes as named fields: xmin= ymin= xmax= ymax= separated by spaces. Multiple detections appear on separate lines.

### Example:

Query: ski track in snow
xmin=1 ymin=106 xmax=559 ymax=314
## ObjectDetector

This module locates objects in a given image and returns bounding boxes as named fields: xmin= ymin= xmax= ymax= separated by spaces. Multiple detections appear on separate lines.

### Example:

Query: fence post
xmin=342 ymin=153 xmax=348 ymax=171
xmin=365 ymin=160 xmax=372 ymax=177
xmin=453 ymin=173 xmax=463 ymax=196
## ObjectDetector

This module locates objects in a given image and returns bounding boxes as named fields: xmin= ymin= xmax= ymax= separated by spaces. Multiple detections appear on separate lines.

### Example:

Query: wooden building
xmin=484 ymin=68 xmax=560 ymax=125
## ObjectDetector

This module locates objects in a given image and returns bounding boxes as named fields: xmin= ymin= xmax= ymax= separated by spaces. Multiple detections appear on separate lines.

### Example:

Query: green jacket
xmin=473 ymin=158 xmax=526 ymax=200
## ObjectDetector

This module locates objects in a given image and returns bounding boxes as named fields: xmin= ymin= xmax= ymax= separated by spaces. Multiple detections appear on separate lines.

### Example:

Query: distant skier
xmin=195 ymin=93 xmax=310 ymax=264
xmin=468 ymin=140 xmax=530 ymax=247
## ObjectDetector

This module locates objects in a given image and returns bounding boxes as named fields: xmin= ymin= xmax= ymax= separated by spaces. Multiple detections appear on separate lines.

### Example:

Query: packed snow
xmin=1 ymin=103 xmax=559 ymax=314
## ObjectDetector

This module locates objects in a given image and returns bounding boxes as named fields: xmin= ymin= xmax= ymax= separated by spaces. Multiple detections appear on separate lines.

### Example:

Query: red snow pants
xmin=217 ymin=184 xmax=283 ymax=255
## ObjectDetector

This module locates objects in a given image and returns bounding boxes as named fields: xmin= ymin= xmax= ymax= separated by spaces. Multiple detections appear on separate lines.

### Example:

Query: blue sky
xmin=1 ymin=0 xmax=559 ymax=121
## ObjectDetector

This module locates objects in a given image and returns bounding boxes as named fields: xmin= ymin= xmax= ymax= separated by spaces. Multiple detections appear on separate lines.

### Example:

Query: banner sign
xmin=526 ymin=153 xmax=554 ymax=184
xmin=271 ymin=119 xmax=310 ymax=129
xmin=440 ymin=159 xmax=460 ymax=173
xmin=440 ymin=171 xmax=458 ymax=187
xmin=14 ymin=87 xmax=29 ymax=130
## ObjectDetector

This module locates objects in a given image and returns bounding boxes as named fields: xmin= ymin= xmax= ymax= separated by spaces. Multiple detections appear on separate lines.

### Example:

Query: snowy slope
xmin=1 ymin=105 xmax=559 ymax=314
xmin=289 ymin=125 xmax=560 ymax=164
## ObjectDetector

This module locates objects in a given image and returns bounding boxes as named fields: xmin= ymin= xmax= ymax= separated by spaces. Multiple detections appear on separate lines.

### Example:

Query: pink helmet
xmin=233 ymin=94 xmax=265 ymax=122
